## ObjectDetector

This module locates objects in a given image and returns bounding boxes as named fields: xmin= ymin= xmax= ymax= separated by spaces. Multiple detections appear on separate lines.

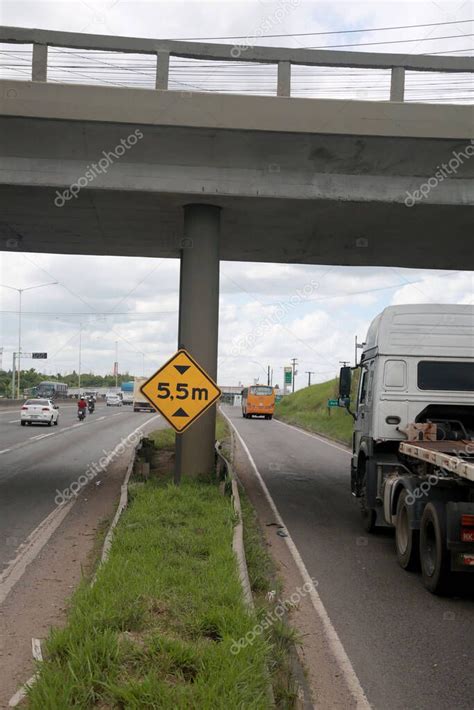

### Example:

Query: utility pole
xmin=115 ymin=340 xmax=119 ymax=388
xmin=291 ymin=357 xmax=298 ymax=393
xmin=355 ymin=335 xmax=365 ymax=367
xmin=267 ymin=365 xmax=271 ymax=386
xmin=11 ymin=352 xmax=16 ymax=398
xmin=306 ymin=370 xmax=315 ymax=387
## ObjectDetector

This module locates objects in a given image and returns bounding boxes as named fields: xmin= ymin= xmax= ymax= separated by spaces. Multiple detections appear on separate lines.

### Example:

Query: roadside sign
xmin=32 ymin=352 xmax=47 ymax=359
xmin=140 ymin=349 xmax=222 ymax=433
xmin=327 ymin=399 xmax=339 ymax=407
xmin=284 ymin=367 xmax=292 ymax=384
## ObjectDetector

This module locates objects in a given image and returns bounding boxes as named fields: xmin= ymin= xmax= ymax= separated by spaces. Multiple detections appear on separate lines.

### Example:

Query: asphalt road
xmin=0 ymin=402 xmax=160 ymax=573
xmin=224 ymin=405 xmax=474 ymax=710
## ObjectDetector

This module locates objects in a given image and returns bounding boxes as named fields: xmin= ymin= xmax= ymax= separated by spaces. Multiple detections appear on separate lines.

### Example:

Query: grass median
xmin=27 ymin=424 xmax=273 ymax=709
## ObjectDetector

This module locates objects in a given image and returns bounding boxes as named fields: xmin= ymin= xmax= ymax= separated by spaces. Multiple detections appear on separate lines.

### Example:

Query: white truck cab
xmin=339 ymin=304 xmax=474 ymax=593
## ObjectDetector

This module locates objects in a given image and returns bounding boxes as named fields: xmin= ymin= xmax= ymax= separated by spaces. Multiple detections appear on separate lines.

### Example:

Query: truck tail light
xmin=461 ymin=514 xmax=474 ymax=527
xmin=21 ymin=406 xmax=28 ymax=410
xmin=42 ymin=407 xmax=49 ymax=411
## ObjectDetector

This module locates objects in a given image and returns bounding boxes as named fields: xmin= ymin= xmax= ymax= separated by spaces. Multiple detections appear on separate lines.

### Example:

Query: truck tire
xmin=359 ymin=460 xmax=376 ymax=533
xmin=419 ymin=502 xmax=450 ymax=595
xmin=395 ymin=490 xmax=420 ymax=571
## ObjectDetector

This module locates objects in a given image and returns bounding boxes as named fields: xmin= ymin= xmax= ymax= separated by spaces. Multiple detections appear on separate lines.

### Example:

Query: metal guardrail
xmin=1 ymin=25 xmax=473 ymax=102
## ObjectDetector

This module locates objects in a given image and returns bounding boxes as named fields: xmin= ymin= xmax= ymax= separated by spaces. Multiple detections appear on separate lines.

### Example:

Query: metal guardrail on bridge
xmin=0 ymin=25 xmax=473 ymax=102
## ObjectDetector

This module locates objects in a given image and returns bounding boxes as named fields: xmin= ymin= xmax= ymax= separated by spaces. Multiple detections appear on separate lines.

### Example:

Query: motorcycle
xmin=78 ymin=408 xmax=86 ymax=421
xmin=88 ymin=401 xmax=95 ymax=414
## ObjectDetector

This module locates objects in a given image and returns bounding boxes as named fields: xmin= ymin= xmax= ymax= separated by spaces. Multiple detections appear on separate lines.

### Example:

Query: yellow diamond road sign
xmin=140 ymin=349 xmax=222 ymax=433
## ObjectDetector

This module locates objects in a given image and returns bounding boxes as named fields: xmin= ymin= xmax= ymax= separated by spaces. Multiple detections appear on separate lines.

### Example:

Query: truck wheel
xmin=419 ymin=502 xmax=450 ymax=595
xmin=359 ymin=462 xmax=376 ymax=533
xmin=395 ymin=490 xmax=419 ymax=571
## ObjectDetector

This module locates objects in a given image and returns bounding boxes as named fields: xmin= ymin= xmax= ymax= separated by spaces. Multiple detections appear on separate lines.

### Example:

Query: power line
xmin=304 ymin=33 xmax=473 ymax=50
xmin=160 ymin=19 xmax=474 ymax=41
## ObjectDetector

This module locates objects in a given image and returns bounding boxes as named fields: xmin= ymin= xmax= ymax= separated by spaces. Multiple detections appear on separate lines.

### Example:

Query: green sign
xmin=327 ymin=399 xmax=339 ymax=407
xmin=284 ymin=369 xmax=292 ymax=384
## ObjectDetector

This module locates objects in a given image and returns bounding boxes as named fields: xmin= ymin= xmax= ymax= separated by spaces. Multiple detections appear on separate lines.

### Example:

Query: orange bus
xmin=241 ymin=385 xmax=275 ymax=419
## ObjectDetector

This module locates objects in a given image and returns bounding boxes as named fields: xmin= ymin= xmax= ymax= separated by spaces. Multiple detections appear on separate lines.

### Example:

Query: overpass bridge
xmin=0 ymin=26 xmax=472 ymax=475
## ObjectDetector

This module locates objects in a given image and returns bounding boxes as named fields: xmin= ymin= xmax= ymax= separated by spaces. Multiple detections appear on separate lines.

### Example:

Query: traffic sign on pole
xmin=32 ymin=352 xmax=47 ymax=359
xmin=327 ymin=399 xmax=340 ymax=407
xmin=140 ymin=349 xmax=221 ymax=433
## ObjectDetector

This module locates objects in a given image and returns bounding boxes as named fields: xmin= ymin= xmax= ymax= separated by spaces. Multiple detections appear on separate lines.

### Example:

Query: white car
xmin=21 ymin=399 xmax=59 ymax=426
xmin=106 ymin=394 xmax=122 ymax=407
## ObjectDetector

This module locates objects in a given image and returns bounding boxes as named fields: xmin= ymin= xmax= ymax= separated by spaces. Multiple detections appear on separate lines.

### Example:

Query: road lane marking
xmin=0 ymin=498 xmax=76 ymax=607
xmin=0 ymin=411 xmax=121 ymax=454
xmin=221 ymin=409 xmax=371 ymax=710
xmin=0 ymin=413 xmax=161 ymax=610
xmin=8 ymin=419 xmax=18 ymax=424
xmin=273 ymin=418 xmax=351 ymax=455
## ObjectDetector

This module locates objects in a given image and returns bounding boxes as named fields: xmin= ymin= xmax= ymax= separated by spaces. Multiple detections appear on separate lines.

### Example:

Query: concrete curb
xmin=215 ymin=435 xmax=254 ymax=610
xmin=92 ymin=435 xmax=143 ymax=582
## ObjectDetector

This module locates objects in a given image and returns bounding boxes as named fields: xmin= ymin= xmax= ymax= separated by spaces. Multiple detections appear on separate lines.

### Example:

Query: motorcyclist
xmin=87 ymin=396 xmax=95 ymax=413
xmin=78 ymin=396 xmax=87 ymax=419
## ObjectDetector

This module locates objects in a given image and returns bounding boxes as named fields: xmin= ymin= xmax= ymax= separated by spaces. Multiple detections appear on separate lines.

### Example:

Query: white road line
xmin=96 ymin=416 xmax=106 ymax=421
xmin=8 ymin=419 xmax=17 ymax=424
xmin=273 ymin=417 xmax=351 ymax=455
xmin=0 ymin=448 xmax=11 ymax=454
xmin=0 ymin=498 xmax=76 ymax=607
xmin=1 ymin=413 xmax=161 ymax=610
xmin=221 ymin=409 xmax=371 ymax=710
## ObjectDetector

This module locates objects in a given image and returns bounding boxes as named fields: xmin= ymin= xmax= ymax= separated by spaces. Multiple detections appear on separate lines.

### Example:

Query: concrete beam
xmin=1 ymin=25 xmax=472 ymax=72
xmin=32 ymin=44 xmax=48 ymax=82
xmin=277 ymin=61 xmax=291 ymax=97
xmin=1 ymin=80 xmax=472 ymax=139
xmin=390 ymin=67 xmax=405 ymax=102
xmin=155 ymin=51 xmax=169 ymax=90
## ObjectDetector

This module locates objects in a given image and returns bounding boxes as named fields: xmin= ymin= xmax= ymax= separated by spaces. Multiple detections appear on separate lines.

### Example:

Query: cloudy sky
xmin=0 ymin=0 xmax=472 ymax=388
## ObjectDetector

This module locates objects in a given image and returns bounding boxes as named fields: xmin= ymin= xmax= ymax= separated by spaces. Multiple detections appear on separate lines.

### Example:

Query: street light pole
xmin=0 ymin=282 xmax=58 ymax=399
xmin=115 ymin=340 xmax=118 ymax=388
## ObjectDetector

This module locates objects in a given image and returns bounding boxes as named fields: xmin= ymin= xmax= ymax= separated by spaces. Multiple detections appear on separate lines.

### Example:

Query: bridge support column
xmin=174 ymin=204 xmax=220 ymax=482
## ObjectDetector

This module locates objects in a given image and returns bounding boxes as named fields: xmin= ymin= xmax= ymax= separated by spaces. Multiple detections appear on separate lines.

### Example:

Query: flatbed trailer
xmin=378 ymin=438 xmax=474 ymax=593
xmin=399 ymin=440 xmax=474 ymax=482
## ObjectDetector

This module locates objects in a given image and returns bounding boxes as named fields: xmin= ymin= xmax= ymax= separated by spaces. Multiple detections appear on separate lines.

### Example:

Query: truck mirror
xmin=339 ymin=366 xmax=352 ymax=399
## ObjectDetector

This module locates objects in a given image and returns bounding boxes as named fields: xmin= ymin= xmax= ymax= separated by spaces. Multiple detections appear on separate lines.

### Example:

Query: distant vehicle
xmin=21 ymin=399 xmax=59 ymax=426
xmin=106 ymin=393 xmax=122 ymax=407
xmin=340 ymin=304 xmax=474 ymax=594
xmin=241 ymin=386 xmax=275 ymax=419
xmin=120 ymin=380 xmax=134 ymax=405
xmin=133 ymin=377 xmax=155 ymax=412
xmin=34 ymin=381 xmax=68 ymax=399
xmin=84 ymin=390 xmax=98 ymax=402
xmin=87 ymin=399 xmax=95 ymax=413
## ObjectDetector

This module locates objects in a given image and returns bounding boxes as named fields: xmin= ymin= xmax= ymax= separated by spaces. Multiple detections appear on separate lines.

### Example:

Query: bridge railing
xmin=0 ymin=25 xmax=473 ymax=102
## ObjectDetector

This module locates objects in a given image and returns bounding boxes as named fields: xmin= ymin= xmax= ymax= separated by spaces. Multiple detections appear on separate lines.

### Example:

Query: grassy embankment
xmin=275 ymin=377 xmax=358 ymax=446
xmin=28 ymin=417 xmax=297 ymax=708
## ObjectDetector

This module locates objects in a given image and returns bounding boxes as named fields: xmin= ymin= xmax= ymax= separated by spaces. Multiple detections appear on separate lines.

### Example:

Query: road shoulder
xmin=231 ymin=422 xmax=366 ymax=710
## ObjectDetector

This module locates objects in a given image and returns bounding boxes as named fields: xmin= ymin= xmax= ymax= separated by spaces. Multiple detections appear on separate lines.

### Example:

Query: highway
xmin=223 ymin=405 xmax=474 ymax=710
xmin=0 ymin=402 xmax=160 ymax=575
